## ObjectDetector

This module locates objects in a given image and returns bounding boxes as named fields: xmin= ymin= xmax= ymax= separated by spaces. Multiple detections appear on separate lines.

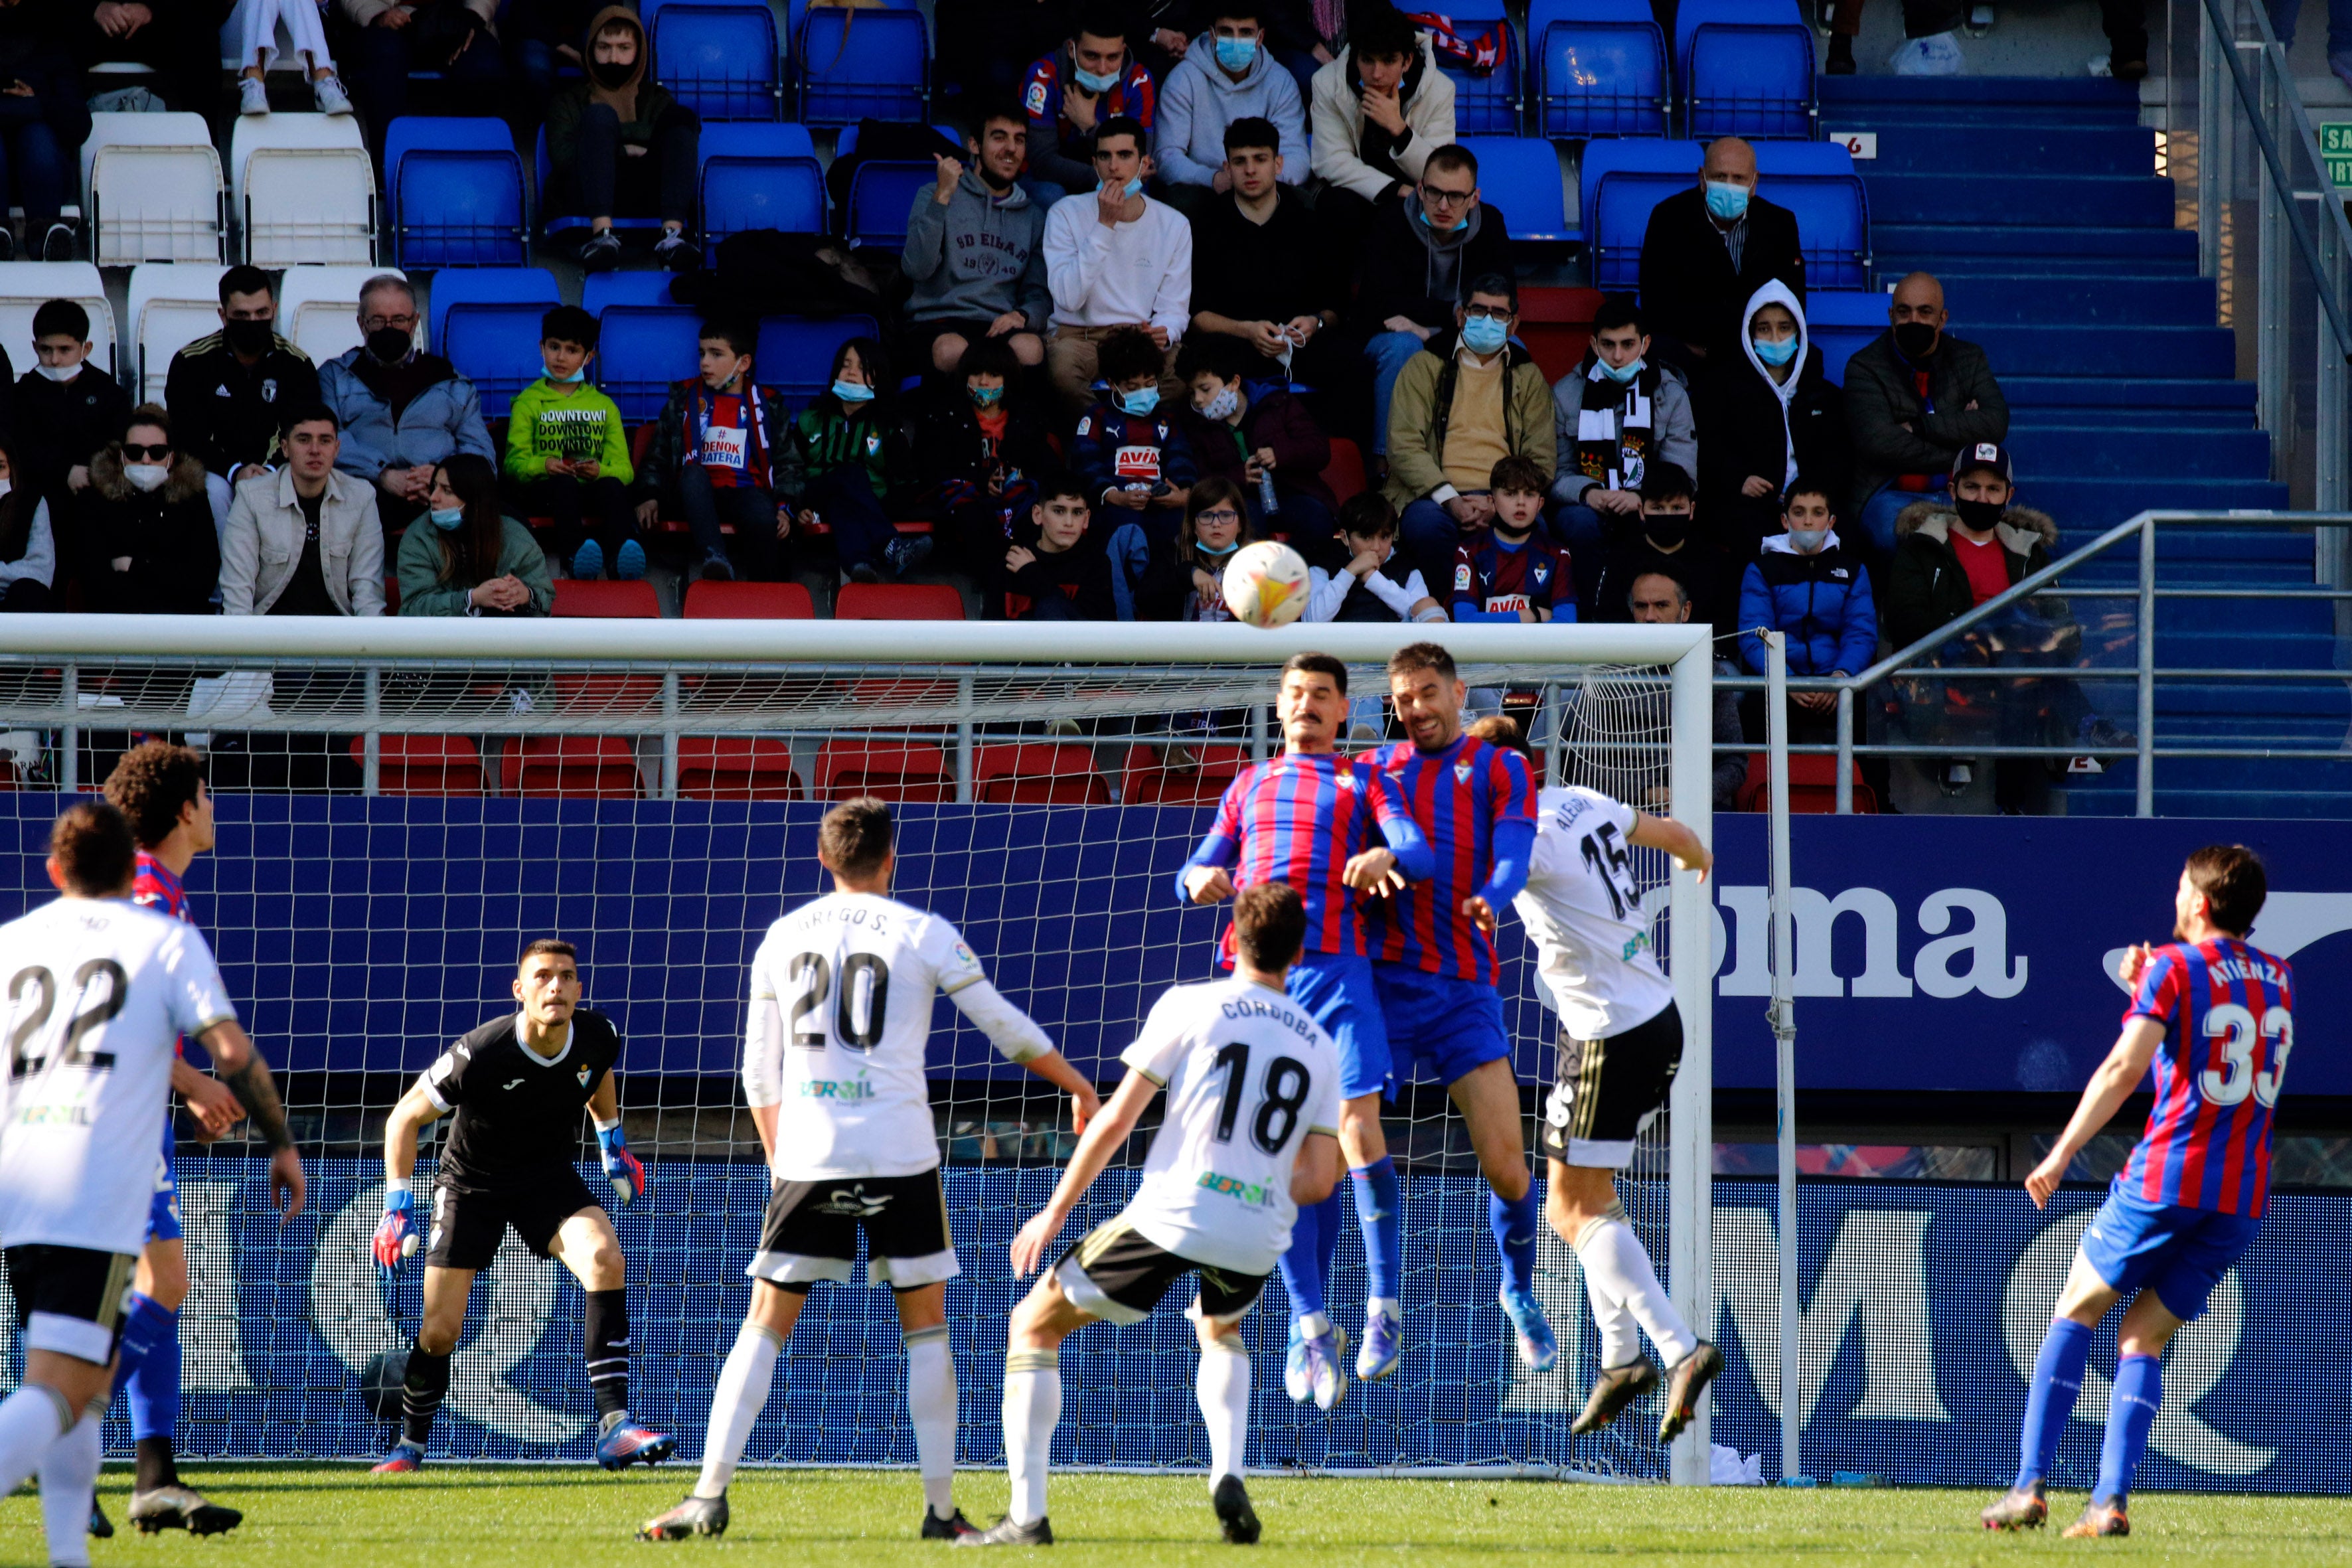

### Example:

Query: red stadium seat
xmin=1322 ymin=437 xmax=1368 ymax=505
xmin=1735 ymin=752 xmax=1878 ymax=815
xmin=1518 ymin=285 xmax=1605 ymax=385
xmin=1119 ymin=743 xmax=1247 ymax=805
xmin=501 ymin=736 xmax=645 ymax=798
xmin=551 ymin=580 xmax=662 ymax=617
xmin=349 ymin=735 xmax=485 ymax=795
xmin=682 ymin=580 xmax=816 ymax=619
xmin=677 ymin=737 xmax=805 ymax=799
xmin=834 ymin=582 xmax=965 ymax=620
xmin=975 ymin=743 xmax=1111 ymax=805
xmin=813 ymin=740 xmax=954 ymax=801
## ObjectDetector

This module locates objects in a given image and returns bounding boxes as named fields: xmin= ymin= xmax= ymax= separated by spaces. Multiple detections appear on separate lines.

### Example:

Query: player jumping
xmin=1984 ymin=845 xmax=2290 ymax=1538
xmin=369 ymin=940 xmax=672 ymax=1474
xmin=0 ymin=802 xmax=305 ymax=1568
xmin=1361 ymin=643 xmax=1559 ymax=1369
xmin=1178 ymin=651 xmax=1434 ymax=1406
xmin=640 ymin=797 xmax=1101 ymax=1543
xmin=962 ymin=883 xmax=1344 ymax=1548
xmin=1472 ymin=716 xmax=1723 ymax=1444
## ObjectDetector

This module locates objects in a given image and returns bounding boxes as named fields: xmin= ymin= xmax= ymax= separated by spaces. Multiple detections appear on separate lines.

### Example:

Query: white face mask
xmin=34 ymin=361 xmax=79 ymax=383
xmin=125 ymin=463 xmax=169 ymax=493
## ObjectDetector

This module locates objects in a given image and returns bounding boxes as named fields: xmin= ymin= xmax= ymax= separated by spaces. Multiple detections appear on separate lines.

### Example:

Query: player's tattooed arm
xmin=197 ymin=1019 xmax=308 ymax=1220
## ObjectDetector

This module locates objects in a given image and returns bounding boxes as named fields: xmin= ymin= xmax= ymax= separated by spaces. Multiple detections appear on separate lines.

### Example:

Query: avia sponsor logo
xmin=799 ymin=1075 xmax=876 ymax=1101
xmin=1195 ymin=1169 xmax=1280 ymax=1206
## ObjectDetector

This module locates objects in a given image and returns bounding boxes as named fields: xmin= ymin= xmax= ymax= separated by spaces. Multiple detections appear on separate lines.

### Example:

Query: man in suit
xmin=1636 ymin=137 xmax=1806 ymax=373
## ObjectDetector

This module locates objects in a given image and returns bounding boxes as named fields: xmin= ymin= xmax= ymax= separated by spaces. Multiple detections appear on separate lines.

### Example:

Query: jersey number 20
xmin=1208 ymin=1042 xmax=1312 ymax=1155
xmin=2199 ymin=1002 xmax=2292 ymax=1109
xmin=786 ymin=952 xmax=891 ymax=1052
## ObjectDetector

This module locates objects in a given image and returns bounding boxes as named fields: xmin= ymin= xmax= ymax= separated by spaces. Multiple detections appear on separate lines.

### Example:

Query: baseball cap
xmin=1950 ymin=441 xmax=2012 ymax=485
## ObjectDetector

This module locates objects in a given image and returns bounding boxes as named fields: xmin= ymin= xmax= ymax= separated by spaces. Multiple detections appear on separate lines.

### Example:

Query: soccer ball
xmin=1221 ymin=540 xmax=1310 ymax=629
xmin=360 ymin=1348 xmax=410 ymax=1423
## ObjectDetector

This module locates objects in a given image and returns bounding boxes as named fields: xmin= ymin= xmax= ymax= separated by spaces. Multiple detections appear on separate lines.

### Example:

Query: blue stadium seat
xmin=1804 ymin=287 xmax=1890 ymax=385
xmin=791 ymin=0 xmax=927 ymax=125
xmin=1677 ymin=0 xmax=1816 ymax=140
xmin=426 ymin=266 xmax=560 ymax=354
xmin=441 ymin=301 xmax=550 ymax=420
xmin=1458 ymin=136 xmax=1569 ymax=242
xmin=1528 ymin=0 xmax=1666 ymax=139
xmin=757 ymin=313 xmax=881 ymax=411
xmin=835 ymin=122 xmax=957 ymax=250
xmin=653 ymin=1 xmax=783 ymax=121
xmin=699 ymin=121 xmax=825 ymax=260
xmin=1578 ymin=137 xmax=1694 ymax=281
xmin=536 ymin=127 xmax=665 ymax=237
xmin=596 ymin=305 xmax=704 ymax=421
xmin=1422 ymin=9 xmax=1522 ymax=135
xmin=582 ymin=273 xmax=679 ymax=315
xmin=385 ymin=118 xmax=526 ymax=266
xmin=1751 ymin=141 xmax=1869 ymax=289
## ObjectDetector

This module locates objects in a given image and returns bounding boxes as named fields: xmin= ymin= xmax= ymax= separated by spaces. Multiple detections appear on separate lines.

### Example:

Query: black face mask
xmin=366 ymin=327 xmax=412 ymax=364
xmin=1952 ymin=497 xmax=2006 ymax=532
xmin=589 ymin=57 xmax=635 ymax=89
xmin=1643 ymin=515 xmax=1689 ymax=548
xmin=224 ymin=317 xmax=274 ymax=357
xmin=1893 ymin=321 xmax=1939 ymax=360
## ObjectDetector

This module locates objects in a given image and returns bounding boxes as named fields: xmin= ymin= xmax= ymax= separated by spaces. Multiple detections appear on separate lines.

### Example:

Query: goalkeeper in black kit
xmin=367 ymin=939 xmax=673 ymax=1473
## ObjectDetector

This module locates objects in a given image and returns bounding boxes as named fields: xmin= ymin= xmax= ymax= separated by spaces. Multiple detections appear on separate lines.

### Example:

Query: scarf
xmin=1402 ymin=11 xmax=1504 ymax=70
xmin=1575 ymin=359 xmax=1660 ymax=493
xmin=685 ymin=383 xmax=771 ymax=489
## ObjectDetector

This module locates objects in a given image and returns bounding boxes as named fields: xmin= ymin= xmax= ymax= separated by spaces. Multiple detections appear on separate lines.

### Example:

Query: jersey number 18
xmin=1208 ymin=1042 xmax=1311 ymax=1156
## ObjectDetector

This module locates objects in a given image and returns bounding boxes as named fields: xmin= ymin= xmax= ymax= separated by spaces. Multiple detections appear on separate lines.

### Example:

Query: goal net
xmin=0 ymin=617 xmax=1712 ymax=1482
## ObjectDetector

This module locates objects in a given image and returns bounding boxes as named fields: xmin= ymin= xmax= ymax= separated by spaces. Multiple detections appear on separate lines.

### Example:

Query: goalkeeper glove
xmin=598 ymin=1122 xmax=647 ymax=1205
xmin=373 ymin=1184 xmax=419 ymax=1279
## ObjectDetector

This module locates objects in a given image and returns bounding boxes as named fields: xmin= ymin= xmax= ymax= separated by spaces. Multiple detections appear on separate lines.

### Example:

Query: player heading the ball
xmin=369 ymin=940 xmax=674 ymax=1476
xmin=962 ymin=882 xmax=1344 ymax=1549
xmin=1985 ymin=845 xmax=2291 ymax=1539
xmin=641 ymin=797 xmax=1101 ymax=1545
xmin=0 ymin=801 xmax=304 ymax=1568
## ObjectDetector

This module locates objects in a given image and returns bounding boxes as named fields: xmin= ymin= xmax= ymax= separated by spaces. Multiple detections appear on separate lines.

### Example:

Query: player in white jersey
xmin=1470 ymin=716 xmax=1723 ymax=1448
xmin=641 ymin=797 xmax=1101 ymax=1545
xmin=0 ymin=803 xmax=305 ymax=1568
xmin=961 ymin=883 xmax=1344 ymax=1549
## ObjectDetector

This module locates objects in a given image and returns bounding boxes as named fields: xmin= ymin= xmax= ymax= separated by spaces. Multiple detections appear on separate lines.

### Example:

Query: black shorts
xmin=1052 ymin=1216 xmax=1267 ymax=1327
xmin=749 ymin=1170 xmax=960 ymax=1291
xmin=424 ymin=1167 xmax=603 ymax=1272
xmin=3 ymin=1244 xmax=137 ymax=1365
xmin=1539 ymin=1001 xmax=1684 ymax=1170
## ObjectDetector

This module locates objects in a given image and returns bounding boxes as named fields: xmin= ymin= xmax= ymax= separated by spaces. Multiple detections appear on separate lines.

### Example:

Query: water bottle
xmin=1257 ymin=468 xmax=1281 ymax=518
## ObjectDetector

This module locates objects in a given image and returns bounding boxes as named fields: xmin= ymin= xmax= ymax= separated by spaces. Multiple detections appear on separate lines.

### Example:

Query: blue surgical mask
xmin=832 ymin=378 xmax=876 ymax=404
xmin=1417 ymin=204 xmax=1467 ymax=234
xmin=1705 ymin=180 xmax=1750 ymax=221
xmin=1214 ymin=35 xmax=1257 ymax=72
xmin=1074 ymin=64 xmax=1121 ymax=94
xmin=1599 ymin=356 xmax=1645 ymax=384
xmin=1118 ymin=385 xmax=1160 ymax=416
xmin=430 ymin=506 xmax=465 ymax=531
xmin=1460 ymin=315 xmax=1508 ymax=356
xmin=545 ymin=362 xmax=586 ymax=384
xmin=1119 ymin=175 xmax=1144 ymax=198
xmin=1752 ymin=334 xmax=1798 ymax=367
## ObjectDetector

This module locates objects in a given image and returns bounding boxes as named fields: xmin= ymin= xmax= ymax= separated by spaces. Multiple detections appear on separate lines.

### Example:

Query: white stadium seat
xmin=82 ymin=112 xmax=226 ymax=266
xmin=0 ymin=263 xmax=117 ymax=380
xmin=276 ymin=265 xmax=410 ymax=365
xmin=230 ymin=113 xmax=375 ymax=266
xmin=127 ymin=264 xmax=232 ymax=404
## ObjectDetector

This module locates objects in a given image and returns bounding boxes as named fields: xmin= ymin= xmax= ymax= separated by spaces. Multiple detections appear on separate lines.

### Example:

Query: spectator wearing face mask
xmin=1145 ymin=476 xmax=1257 ymax=621
xmin=398 ymin=453 xmax=552 ymax=617
xmin=1698 ymin=281 xmax=1848 ymax=556
xmin=792 ymin=337 xmax=917 ymax=585
xmin=1040 ymin=114 xmax=1191 ymax=416
xmin=1071 ymin=325 xmax=1197 ymax=616
xmin=1638 ymin=137 xmax=1806 ymax=372
xmin=1584 ymin=463 xmax=1731 ymax=631
xmin=77 ymin=406 xmax=220 ymax=615
xmin=1176 ymin=333 xmax=1338 ymax=562
xmin=1306 ymin=493 xmax=1445 ymax=624
xmin=546 ymin=5 xmax=700 ymax=274
xmin=1152 ymin=6 xmax=1308 ymax=215
xmin=906 ymin=336 xmax=1058 ymax=581
xmin=1547 ymin=293 xmax=1695 ymax=615
xmin=165 ymin=265 xmax=321 ymax=538
xmin=1845 ymin=270 xmax=2007 ymax=562
xmin=317 ymin=274 xmax=496 ymax=537
xmin=504 ymin=305 xmax=637 ymax=581
xmin=1737 ymin=477 xmax=1877 ymax=745
xmin=1022 ymin=2 xmax=1159 ymax=204
xmin=15 ymin=298 xmax=131 ymax=523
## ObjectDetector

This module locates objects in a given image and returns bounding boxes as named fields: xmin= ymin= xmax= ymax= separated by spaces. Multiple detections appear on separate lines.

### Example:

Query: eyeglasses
xmin=121 ymin=443 xmax=172 ymax=461
xmin=1419 ymin=184 xmax=1474 ymax=206
xmin=1461 ymin=304 xmax=1512 ymax=321
xmin=1195 ymin=509 xmax=1241 ymax=525
xmin=361 ymin=314 xmax=417 ymax=332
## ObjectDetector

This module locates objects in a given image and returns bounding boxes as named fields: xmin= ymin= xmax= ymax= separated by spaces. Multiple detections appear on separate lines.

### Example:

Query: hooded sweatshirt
xmin=1697 ymin=280 xmax=1848 ymax=542
xmin=1156 ymin=29 xmax=1309 ymax=188
xmin=1354 ymin=190 xmax=1515 ymax=335
xmin=901 ymin=168 xmax=1051 ymax=327
xmin=546 ymin=6 xmax=679 ymax=173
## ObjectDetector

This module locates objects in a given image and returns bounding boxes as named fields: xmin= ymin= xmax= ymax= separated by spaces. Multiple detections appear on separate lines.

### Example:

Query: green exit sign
xmin=2323 ymin=122 xmax=2352 ymax=187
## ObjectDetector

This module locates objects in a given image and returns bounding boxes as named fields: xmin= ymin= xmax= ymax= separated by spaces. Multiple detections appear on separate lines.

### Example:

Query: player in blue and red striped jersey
xmin=1177 ymin=652 xmax=1433 ymax=1409
xmin=98 ymin=742 xmax=255 ymax=1537
xmin=1358 ymin=642 xmax=1559 ymax=1373
xmin=1986 ymin=845 xmax=2293 ymax=1539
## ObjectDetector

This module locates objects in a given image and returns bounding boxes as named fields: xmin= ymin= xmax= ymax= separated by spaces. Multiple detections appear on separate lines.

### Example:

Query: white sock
xmin=1575 ymin=1213 xmax=1697 ymax=1365
xmin=693 ymin=1321 xmax=782 ymax=1500
xmin=1586 ymin=1274 xmax=1642 ymax=1370
xmin=1296 ymin=1309 xmax=1332 ymax=1338
xmin=905 ymin=1324 xmax=957 ymax=1518
xmin=1002 ymin=1349 xmax=1060 ymax=1525
xmin=1195 ymin=1334 xmax=1250 ymax=1485
xmin=0 ymin=1385 xmax=68 ymax=1507
xmin=39 ymin=1406 xmax=102 ymax=1568
xmin=1367 ymin=1296 xmax=1401 ymax=1323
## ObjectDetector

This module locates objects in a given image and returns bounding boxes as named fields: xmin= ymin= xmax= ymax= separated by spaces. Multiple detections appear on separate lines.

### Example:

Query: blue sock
xmin=2094 ymin=1354 xmax=2162 ymax=1507
xmin=118 ymin=1294 xmax=182 ymax=1443
xmin=1488 ymin=1186 xmax=1539 ymax=1299
xmin=1312 ymin=1187 xmax=1343 ymax=1289
xmin=2014 ymin=1317 xmax=2092 ymax=1489
xmin=1276 ymin=1205 xmax=1328 ymax=1321
xmin=1350 ymin=1157 xmax=1403 ymax=1302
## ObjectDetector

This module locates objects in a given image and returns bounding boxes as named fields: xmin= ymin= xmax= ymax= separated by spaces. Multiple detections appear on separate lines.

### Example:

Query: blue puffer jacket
xmin=318 ymin=347 xmax=495 ymax=485
xmin=1738 ymin=532 xmax=1879 ymax=676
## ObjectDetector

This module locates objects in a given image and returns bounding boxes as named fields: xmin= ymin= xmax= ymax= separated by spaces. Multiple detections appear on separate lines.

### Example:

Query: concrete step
xmin=1966 ymin=325 xmax=2235 ymax=378
xmin=2005 ymin=426 xmax=2271 ymax=481
xmin=1940 ymin=274 xmax=2216 ymax=329
xmin=1863 ymin=174 xmax=2177 ymax=229
xmin=2001 ymin=377 xmax=2256 ymax=428
xmin=1836 ymin=123 xmax=2157 ymax=179
xmin=1873 ymin=224 xmax=2200 ymax=274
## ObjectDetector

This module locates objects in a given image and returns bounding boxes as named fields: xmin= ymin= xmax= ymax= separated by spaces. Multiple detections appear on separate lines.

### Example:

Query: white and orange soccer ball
xmin=1221 ymin=540 xmax=1310 ymax=628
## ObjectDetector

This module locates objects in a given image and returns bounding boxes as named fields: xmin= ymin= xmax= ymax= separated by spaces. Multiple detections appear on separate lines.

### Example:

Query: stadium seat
xmin=1751 ymin=141 xmax=1870 ymax=291
xmin=384 ymin=118 xmax=526 ymax=267
xmin=277 ymin=264 xmax=404 ymax=362
xmin=757 ymin=313 xmax=882 ymax=411
xmin=349 ymin=735 xmax=487 ymax=796
xmin=834 ymin=123 xmax=961 ymax=251
xmin=582 ymin=273 xmax=679 ymax=314
xmin=441 ymin=302 xmax=554 ymax=420
xmin=1517 ymin=285 xmax=1603 ymax=383
xmin=833 ymin=582 xmax=965 ymax=620
xmin=791 ymin=0 xmax=928 ymax=125
xmin=1806 ymin=287 xmax=1893 ymax=386
xmin=81 ymin=112 xmax=225 ymax=266
xmin=654 ymin=1 xmax=783 ymax=120
xmin=0 ymin=264 xmax=116 ymax=378
xmin=1118 ymin=743 xmax=1247 ymax=805
xmin=700 ymin=122 xmax=825 ymax=260
xmin=1528 ymin=0 xmax=1668 ymax=139
xmin=127 ymin=264 xmax=229 ymax=403
xmin=975 ymin=743 xmax=1112 ymax=805
xmin=535 ymin=127 xmax=665 ymax=238
xmin=596 ymin=305 xmax=702 ymax=422
xmin=428 ymin=268 xmax=560 ymax=356
xmin=1580 ymin=137 xmax=1696 ymax=285
xmin=501 ymin=736 xmax=646 ymax=799
xmin=1322 ymin=437 xmax=1367 ymax=505
xmin=552 ymin=580 xmax=662 ymax=617
xmin=1735 ymin=751 xmax=1877 ymax=813
xmin=813 ymin=738 xmax=953 ymax=801
xmin=676 ymin=736 xmax=805 ymax=799
xmin=682 ymin=580 xmax=817 ymax=618
xmin=1422 ymin=9 xmax=1522 ymax=134
xmin=1460 ymin=137 xmax=1569 ymax=242
xmin=1677 ymin=0 xmax=1816 ymax=141
xmin=230 ymin=113 xmax=374 ymax=266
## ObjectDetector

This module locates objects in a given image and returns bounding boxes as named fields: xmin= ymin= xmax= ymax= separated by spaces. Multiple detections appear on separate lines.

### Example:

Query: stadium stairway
xmin=1820 ymin=75 xmax=2351 ymax=817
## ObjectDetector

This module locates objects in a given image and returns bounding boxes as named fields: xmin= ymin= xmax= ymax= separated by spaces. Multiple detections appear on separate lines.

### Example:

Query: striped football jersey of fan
xmin=1201 ymin=753 xmax=1412 ymax=960
xmin=1359 ymin=734 xmax=1537 ymax=984
xmin=2120 ymin=938 xmax=2296 ymax=1218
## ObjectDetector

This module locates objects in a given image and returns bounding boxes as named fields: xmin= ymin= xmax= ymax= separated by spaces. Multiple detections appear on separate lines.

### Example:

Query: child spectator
xmin=1176 ymin=333 xmax=1338 ymax=562
xmin=634 ymin=321 xmax=804 ymax=583
xmin=1306 ymin=493 xmax=1444 ymax=624
xmin=544 ymin=5 xmax=698 ymax=273
xmin=400 ymin=453 xmax=554 ymax=617
xmin=0 ymin=436 xmax=54 ymax=613
xmin=1152 ymin=476 xmax=1253 ymax=621
xmin=997 ymin=471 xmax=1118 ymax=620
xmin=1452 ymin=455 xmax=1576 ymax=622
xmin=505 ymin=305 xmax=639 ymax=581
xmin=1072 ymin=324 xmax=1194 ymax=527
xmin=1586 ymin=462 xmax=1731 ymax=629
xmin=76 ymin=406 xmax=218 ymax=616
xmin=16 ymin=299 xmax=131 ymax=522
xmin=906 ymin=336 xmax=1056 ymax=576
xmin=792 ymin=337 xmax=917 ymax=584
xmin=1737 ymin=476 xmax=1877 ymax=744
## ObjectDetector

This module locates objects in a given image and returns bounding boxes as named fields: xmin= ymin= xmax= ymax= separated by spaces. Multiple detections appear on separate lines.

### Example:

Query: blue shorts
xmin=2077 ymin=1180 xmax=2260 ymax=1324
xmin=147 ymin=1115 xmax=182 ymax=1245
xmin=1373 ymin=964 xmax=1512 ymax=1087
xmin=1285 ymin=951 xmax=1393 ymax=1101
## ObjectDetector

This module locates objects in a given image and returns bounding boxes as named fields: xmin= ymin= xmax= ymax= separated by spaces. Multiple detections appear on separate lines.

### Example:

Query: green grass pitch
xmin=10 ymin=1466 xmax=2352 ymax=1565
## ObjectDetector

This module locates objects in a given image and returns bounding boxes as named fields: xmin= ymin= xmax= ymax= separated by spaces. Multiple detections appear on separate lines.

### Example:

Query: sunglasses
xmin=122 ymin=443 xmax=172 ymax=461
